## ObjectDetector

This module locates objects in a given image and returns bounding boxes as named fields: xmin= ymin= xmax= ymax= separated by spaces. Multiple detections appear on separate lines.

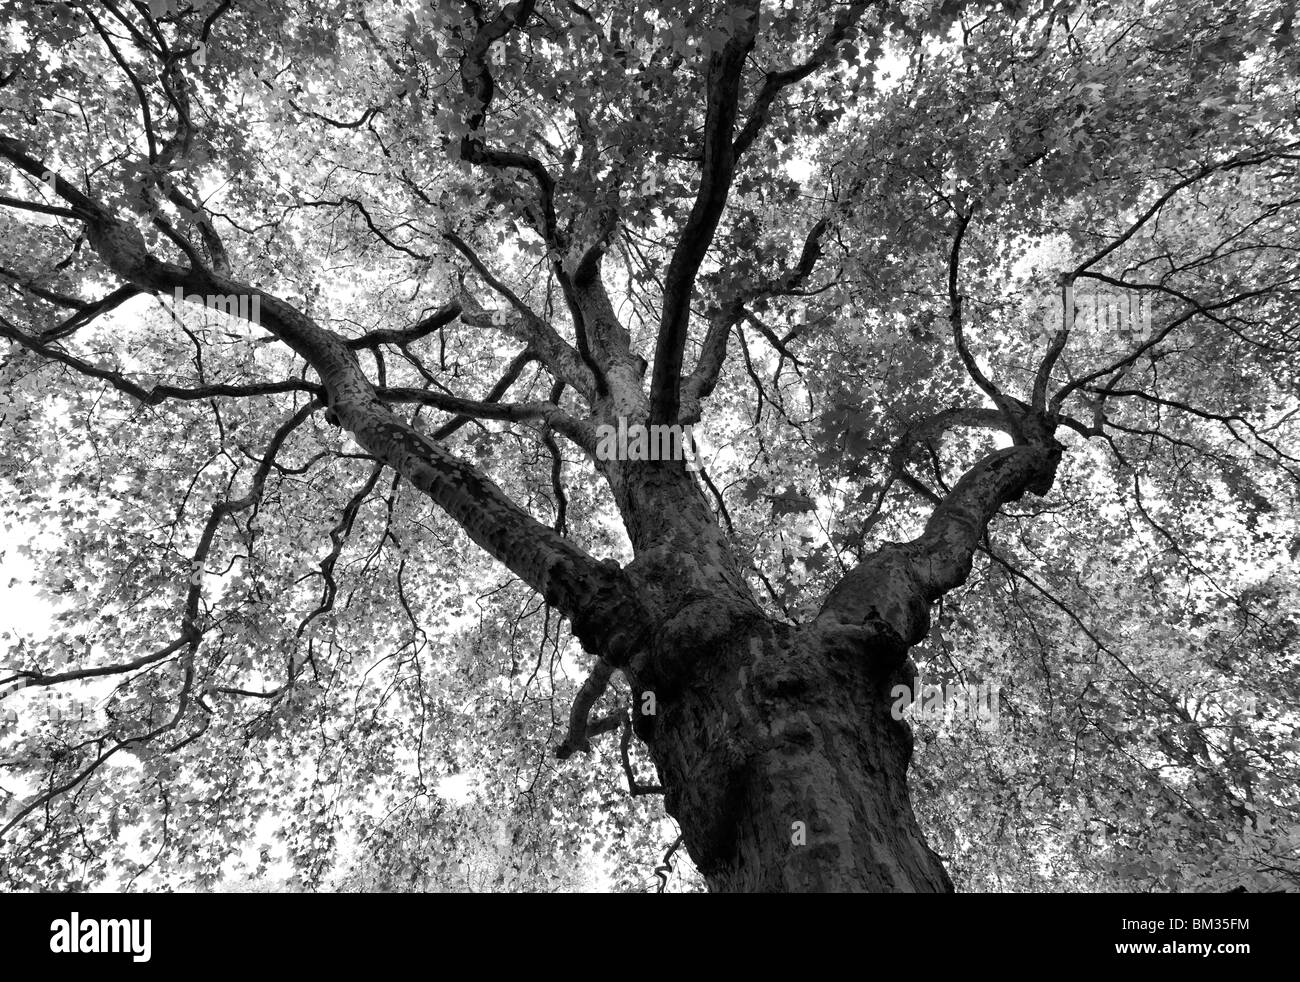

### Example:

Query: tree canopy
xmin=1 ymin=0 xmax=1298 ymax=892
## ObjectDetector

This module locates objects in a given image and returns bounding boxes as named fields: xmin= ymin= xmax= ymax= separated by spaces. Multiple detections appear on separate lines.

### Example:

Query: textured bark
xmin=642 ymin=618 xmax=951 ymax=892
xmin=615 ymin=439 xmax=1063 ymax=891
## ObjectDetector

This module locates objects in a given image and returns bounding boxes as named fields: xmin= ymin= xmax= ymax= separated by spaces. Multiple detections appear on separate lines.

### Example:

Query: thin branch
xmin=620 ymin=714 xmax=664 ymax=796
xmin=347 ymin=304 xmax=462 ymax=349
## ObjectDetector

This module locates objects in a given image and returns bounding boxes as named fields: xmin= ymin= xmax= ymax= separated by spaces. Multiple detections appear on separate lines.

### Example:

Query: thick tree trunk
xmin=642 ymin=619 xmax=952 ymax=892
xmin=600 ymin=449 xmax=988 ymax=892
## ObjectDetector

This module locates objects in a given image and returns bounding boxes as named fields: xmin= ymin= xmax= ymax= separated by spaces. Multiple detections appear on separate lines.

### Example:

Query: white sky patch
xmin=875 ymin=47 xmax=911 ymax=92
xmin=784 ymin=155 xmax=814 ymax=184
xmin=0 ymin=519 xmax=56 ymax=638
xmin=436 ymin=771 xmax=476 ymax=804
xmin=0 ymin=549 xmax=51 ymax=636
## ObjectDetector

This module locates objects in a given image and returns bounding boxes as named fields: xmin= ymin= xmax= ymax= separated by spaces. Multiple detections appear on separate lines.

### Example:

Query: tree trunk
xmin=642 ymin=618 xmax=952 ymax=892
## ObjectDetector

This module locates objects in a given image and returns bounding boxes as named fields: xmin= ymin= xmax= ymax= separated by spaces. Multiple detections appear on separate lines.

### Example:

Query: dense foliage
xmin=1 ymin=0 xmax=1297 ymax=891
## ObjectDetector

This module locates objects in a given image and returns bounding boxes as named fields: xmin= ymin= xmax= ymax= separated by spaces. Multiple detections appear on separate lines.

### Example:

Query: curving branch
xmin=732 ymin=0 xmax=875 ymax=159
xmin=430 ymin=348 xmax=535 ymax=440
xmin=1050 ymin=285 xmax=1275 ymax=414
xmin=814 ymin=404 xmax=1063 ymax=663
xmin=553 ymin=659 xmax=616 ymax=760
xmin=0 ymin=397 xmax=318 ymax=842
xmin=0 ymin=133 xmax=655 ymax=667
xmin=453 ymin=0 xmax=561 ymax=249
xmin=0 ymin=636 xmax=190 ymax=699
xmin=448 ymin=231 xmax=599 ymax=400
xmin=946 ymin=209 xmax=1023 ymax=428
xmin=620 ymin=713 xmax=664 ymax=797
xmin=649 ymin=0 xmax=761 ymax=425
xmin=1036 ymin=146 xmax=1300 ymax=409
xmin=377 ymin=384 xmax=594 ymax=453
xmin=348 ymin=304 xmax=462 ymax=350
xmin=0 ymin=314 xmax=318 ymax=405
xmin=683 ymin=216 xmax=829 ymax=412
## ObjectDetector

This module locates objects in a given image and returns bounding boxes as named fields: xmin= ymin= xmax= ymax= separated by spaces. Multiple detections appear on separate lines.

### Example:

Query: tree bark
xmin=642 ymin=618 xmax=952 ymax=892
xmin=617 ymin=440 xmax=1064 ymax=892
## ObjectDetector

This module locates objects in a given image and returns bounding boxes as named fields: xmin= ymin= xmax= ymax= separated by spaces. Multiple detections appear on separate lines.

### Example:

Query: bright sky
xmin=0 ymin=536 xmax=50 ymax=636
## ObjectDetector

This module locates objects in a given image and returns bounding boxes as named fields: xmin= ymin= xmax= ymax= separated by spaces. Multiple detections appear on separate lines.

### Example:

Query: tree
xmin=1 ymin=0 xmax=1297 ymax=892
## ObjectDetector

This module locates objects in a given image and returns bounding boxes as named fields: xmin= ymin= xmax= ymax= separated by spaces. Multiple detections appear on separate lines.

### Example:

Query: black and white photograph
xmin=0 ymin=0 xmax=1295 ymax=958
